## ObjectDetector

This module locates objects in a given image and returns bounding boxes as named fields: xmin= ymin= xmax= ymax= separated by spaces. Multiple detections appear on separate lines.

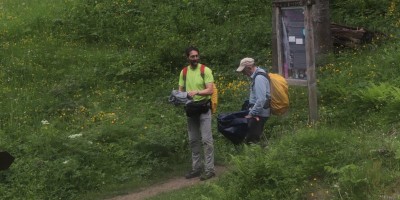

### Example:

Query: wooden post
xmin=275 ymin=7 xmax=283 ymax=75
xmin=304 ymin=1 xmax=318 ymax=124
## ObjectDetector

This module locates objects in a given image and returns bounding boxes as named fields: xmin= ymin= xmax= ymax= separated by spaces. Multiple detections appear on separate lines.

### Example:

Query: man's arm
xmin=187 ymin=82 xmax=213 ymax=98
xmin=199 ymin=82 xmax=213 ymax=95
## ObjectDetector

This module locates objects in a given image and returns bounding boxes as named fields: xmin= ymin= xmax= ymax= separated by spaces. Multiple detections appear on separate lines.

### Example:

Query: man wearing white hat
xmin=236 ymin=57 xmax=271 ymax=144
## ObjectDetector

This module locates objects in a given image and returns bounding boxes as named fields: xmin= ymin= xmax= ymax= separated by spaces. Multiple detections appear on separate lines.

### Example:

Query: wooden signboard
xmin=273 ymin=0 xmax=318 ymax=123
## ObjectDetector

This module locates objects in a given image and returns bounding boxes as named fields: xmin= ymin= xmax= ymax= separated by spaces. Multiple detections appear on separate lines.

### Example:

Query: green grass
xmin=1 ymin=0 xmax=400 ymax=199
xmin=151 ymin=126 xmax=400 ymax=200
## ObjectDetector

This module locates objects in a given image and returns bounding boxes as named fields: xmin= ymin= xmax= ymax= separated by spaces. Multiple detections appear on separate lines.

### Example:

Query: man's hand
xmin=245 ymin=115 xmax=259 ymax=121
xmin=188 ymin=90 xmax=199 ymax=98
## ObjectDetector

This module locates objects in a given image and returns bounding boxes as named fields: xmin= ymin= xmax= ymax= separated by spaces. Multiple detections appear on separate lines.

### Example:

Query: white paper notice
xmin=295 ymin=38 xmax=303 ymax=44
xmin=289 ymin=36 xmax=296 ymax=42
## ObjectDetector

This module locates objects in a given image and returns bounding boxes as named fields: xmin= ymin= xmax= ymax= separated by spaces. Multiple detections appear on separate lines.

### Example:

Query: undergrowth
xmin=1 ymin=0 xmax=400 ymax=199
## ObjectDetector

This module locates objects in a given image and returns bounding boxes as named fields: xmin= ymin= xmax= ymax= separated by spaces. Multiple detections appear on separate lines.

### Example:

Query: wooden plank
xmin=286 ymin=78 xmax=308 ymax=86
xmin=273 ymin=0 xmax=303 ymax=7
xmin=331 ymin=23 xmax=375 ymax=48
xmin=273 ymin=0 xmax=301 ymax=3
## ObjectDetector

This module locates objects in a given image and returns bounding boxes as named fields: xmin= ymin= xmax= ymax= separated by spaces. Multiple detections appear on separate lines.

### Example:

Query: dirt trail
xmin=109 ymin=165 xmax=228 ymax=200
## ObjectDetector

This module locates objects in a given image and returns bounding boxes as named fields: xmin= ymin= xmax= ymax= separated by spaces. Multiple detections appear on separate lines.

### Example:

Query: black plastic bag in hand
xmin=217 ymin=110 xmax=249 ymax=145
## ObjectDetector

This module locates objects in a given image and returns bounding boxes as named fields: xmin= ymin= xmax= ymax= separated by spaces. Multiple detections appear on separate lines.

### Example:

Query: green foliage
xmin=355 ymin=83 xmax=393 ymax=110
xmin=317 ymin=38 xmax=400 ymax=126
xmin=47 ymin=0 xmax=272 ymax=75
xmin=2 ymin=0 xmax=400 ymax=199
xmin=217 ymin=129 xmax=354 ymax=199
xmin=188 ymin=128 xmax=400 ymax=200
xmin=331 ymin=0 xmax=400 ymax=33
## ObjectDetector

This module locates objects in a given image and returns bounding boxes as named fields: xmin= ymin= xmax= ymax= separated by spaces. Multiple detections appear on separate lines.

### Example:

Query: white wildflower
xmin=63 ymin=160 xmax=69 ymax=164
xmin=68 ymin=133 xmax=82 ymax=139
xmin=41 ymin=120 xmax=50 ymax=125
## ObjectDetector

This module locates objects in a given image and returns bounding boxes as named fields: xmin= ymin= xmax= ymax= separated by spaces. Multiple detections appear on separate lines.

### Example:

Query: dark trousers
xmin=245 ymin=117 xmax=268 ymax=144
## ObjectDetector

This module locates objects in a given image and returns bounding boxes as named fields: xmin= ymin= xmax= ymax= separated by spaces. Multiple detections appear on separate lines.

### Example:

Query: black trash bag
xmin=217 ymin=110 xmax=249 ymax=145
xmin=241 ymin=99 xmax=250 ymax=111
xmin=0 ymin=151 xmax=14 ymax=171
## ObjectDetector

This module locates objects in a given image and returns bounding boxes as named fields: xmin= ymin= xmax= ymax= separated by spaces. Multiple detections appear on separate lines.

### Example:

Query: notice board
xmin=281 ymin=7 xmax=307 ymax=80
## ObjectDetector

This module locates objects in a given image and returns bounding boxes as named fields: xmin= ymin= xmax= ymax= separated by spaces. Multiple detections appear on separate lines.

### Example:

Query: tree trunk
xmin=331 ymin=23 xmax=375 ymax=48
xmin=313 ymin=0 xmax=332 ymax=63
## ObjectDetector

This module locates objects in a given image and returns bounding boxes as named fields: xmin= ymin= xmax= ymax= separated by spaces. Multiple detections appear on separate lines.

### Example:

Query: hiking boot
xmin=200 ymin=172 xmax=215 ymax=181
xmin=185 ymin=170 xmax=202 ymax=179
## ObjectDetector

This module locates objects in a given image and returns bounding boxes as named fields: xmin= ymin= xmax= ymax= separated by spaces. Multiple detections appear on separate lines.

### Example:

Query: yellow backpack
xmin=254 ymin=72 xmax=289 ymax=115
xmin=182 ymin=64 xmax=218 ymax=114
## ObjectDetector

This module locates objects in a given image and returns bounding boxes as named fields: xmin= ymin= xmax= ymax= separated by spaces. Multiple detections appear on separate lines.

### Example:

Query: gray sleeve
xmin=249 ymin=75 xmax=269 ymax=116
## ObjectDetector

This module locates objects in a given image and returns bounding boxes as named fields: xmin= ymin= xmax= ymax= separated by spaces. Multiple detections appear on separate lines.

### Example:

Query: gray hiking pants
xmin=187 ymin=109 xmax=215 ymax=173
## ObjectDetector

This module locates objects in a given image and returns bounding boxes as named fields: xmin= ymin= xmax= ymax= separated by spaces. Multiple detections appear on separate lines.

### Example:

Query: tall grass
xmin=150 ymin=127 xmax=400 ymax=200
xmin=151 ymin=0 xmax=400 ymax=199
xmin=1 ymin=0 xmax=400 ymax=199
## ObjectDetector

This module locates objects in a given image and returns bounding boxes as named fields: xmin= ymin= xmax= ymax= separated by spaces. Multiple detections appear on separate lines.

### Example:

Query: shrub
xmin=209 ymin=128 xmax=398 ymax=199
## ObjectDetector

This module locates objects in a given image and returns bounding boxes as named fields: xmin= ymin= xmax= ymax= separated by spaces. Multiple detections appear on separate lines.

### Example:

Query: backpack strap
xmin=182 ymin=67 xmax=188 ymax=92
xmin=200 ymin=64 xmax=205 ymax=79
xmin=252 ymin=72 xmax=270 ymax=88
xmin=182 ymin=64 xmax=206 ymax=92
xmin=252 ymin=72 xmax=271 ymax=108
xmin=200 ymin=64 xmax=206 ymax=88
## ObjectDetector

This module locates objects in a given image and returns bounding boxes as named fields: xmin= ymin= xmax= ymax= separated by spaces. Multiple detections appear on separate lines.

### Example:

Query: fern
xmin=356 ymin=83 xmax=393 ymax=110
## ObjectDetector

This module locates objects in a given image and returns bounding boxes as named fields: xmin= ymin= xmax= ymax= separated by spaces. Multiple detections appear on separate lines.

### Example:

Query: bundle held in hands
xmin=217 ymin=110 xmax=249 ymax=145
